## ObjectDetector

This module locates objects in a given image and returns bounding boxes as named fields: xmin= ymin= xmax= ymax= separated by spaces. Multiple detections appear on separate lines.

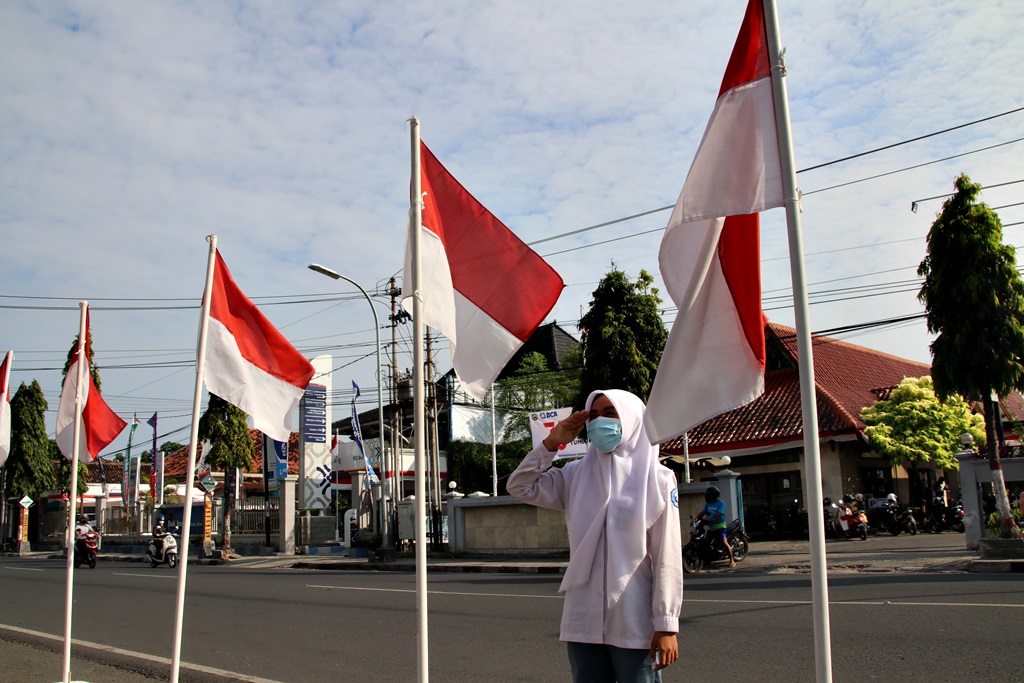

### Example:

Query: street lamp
xmin=308 ymin=263 xmax=390 ymax=549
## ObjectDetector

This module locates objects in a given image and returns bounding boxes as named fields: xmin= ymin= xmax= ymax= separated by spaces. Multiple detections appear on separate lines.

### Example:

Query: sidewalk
xmin=9 ymin=530 xmax=1020 ymax=574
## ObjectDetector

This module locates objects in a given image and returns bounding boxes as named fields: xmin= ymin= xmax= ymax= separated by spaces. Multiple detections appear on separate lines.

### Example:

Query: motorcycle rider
xmin=75 ymin=514 xmax=94 ymax=538
xmin=698 ymin=486 xmax=734 ymax=568
xmin=152 ymin=514 xmax=168 ymax=558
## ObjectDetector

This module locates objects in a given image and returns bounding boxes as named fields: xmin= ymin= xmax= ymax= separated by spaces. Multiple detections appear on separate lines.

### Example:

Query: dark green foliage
xmin=496 ymin=350 xmax=581 ymax=440
xmin=577 ymin=268 xmax=667 ymax=405
xmin=198 ymin=393 xmax=254 ymax=548
xmin=62 ymin=329 xmax=101 ymax=391
xmin=918 ymin=173 xmax=1024 ymax=400
xmin=445 ymin=438 xmax=533 ymax=496
xmin=5 ymin=381 xmax=56 ymax=498
xmin=198 ymin=394 xmax=254 ymax=472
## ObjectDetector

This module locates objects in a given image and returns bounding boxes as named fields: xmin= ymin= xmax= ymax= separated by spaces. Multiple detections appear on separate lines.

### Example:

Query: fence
xmin=232 ymin=497 xmax=280 ymax=535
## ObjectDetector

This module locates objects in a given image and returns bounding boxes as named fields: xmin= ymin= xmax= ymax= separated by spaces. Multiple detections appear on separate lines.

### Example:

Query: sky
xmin=2 ymin=0 xmax=1023 ymax=459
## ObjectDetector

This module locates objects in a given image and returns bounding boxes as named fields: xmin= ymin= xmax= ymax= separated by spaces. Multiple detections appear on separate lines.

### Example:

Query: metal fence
xmin=232 ymin=497 xmax=280 ymax=534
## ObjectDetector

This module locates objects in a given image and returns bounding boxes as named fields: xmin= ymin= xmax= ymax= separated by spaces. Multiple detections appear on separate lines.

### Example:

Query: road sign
xmin=19 ymin=496 xmax=32 ymax=509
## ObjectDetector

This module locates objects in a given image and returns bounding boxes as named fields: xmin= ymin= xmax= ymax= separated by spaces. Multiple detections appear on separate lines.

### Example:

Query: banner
xmin=352 ymin=381 xmax=378 ymax=485
xmin=529 ymin=408 xmax=588 ymax=459
xmin=299 ymin=355 xmax=332 ymax=509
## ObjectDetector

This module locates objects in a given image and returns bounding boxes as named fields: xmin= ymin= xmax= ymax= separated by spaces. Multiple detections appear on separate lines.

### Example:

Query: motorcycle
xmin=683 ymin=517 xmax=749 ymax=573
xmin=837 ymin=502 xmax=869 ymax=541
xmin=882 ymin=502 xmax=918 ymax=536
xmin=147 ymin=529 xmax=179 ymax=568
xmin=73 ymin=531 xmax=99 ymax=569
xmin=927 ymin=499 xmax=965 ymax=533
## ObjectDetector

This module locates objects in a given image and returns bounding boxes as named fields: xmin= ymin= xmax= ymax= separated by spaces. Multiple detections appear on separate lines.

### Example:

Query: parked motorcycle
xmin=927 ymin=498 xmax=965 ymax=533
xmin=73 ymin=531 xmax=99 ymax=569
xmin=881 ymin=496 xmax=917 ymax=536
xmin=837 ymin=499 xmax=869 ymax=541
xmin=683 ymin=517 xmax=749 ymax=573
xmin=147 ymin=529 xmax=179 ymax=568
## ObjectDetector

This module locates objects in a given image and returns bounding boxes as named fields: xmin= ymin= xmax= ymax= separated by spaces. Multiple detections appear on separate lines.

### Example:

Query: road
xmin=1 ymin=553 xmax=1022 ymax=681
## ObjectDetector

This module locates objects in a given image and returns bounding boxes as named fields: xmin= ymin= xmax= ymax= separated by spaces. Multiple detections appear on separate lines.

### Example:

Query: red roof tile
xmin=660 ymin=322 xmax=931 ymax=455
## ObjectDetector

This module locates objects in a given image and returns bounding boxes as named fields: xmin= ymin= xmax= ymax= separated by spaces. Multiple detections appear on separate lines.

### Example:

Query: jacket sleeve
xmin=648 ymin=470 xmax=683 ymax=633
xmin=506 ymin=445 xmax=568 ymax=512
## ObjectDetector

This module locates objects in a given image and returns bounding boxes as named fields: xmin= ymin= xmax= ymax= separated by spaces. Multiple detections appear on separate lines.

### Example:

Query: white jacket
xmin=507 ymin=445 xmax=683 ymax=648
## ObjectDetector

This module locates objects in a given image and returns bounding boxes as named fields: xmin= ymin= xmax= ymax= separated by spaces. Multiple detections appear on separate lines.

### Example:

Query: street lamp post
xmin=308 ymin=263 xmax=390 ymax=549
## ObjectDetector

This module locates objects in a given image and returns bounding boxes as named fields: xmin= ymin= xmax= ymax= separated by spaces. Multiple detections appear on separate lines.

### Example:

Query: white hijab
xmin=559 ymin=389 xmax=666 ymax=606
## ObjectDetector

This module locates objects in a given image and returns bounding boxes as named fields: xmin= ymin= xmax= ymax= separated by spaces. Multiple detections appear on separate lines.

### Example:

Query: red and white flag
xmin=403 ymin=142 xmax=564 ymax=401
xmin=645 ymin=0 xmax=784 ymax=444
xmin=205 ymin=251 xmax=316 ymax=442
xmin=0 ymin=350 xmax=12 ymax=467
xmin=56 ymin=314 xmax=128 ymax=462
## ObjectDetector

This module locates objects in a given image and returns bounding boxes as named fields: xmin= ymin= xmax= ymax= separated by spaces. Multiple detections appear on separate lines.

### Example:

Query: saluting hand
xmin=542 ymin=410 xmax=588 ymax=452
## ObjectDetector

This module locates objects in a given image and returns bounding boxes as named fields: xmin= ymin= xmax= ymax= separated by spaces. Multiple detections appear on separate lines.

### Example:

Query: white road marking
xmin=4 ymin=566 xmax=44 ymax=572
xmin=113 ymin=572 xmax=177 ymax=579
xmin=307 ymin=584 xmax=563 ymax=599
xmin=685 ymin=597 xmax=1024 ymax=609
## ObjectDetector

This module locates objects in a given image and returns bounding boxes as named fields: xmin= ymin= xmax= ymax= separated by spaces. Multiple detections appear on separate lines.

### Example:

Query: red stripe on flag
xmin=82 ymin=371 xmax=128 ymax=460
xmin=718 ymin=214 xmax=767 ymax=372
xmin=209 ymin=252 xmax=315 ymax=390
xmin=718 ymin=0 xmax=771 ymax=97
xmin=419 ymin=142 xmax=564 ymax=342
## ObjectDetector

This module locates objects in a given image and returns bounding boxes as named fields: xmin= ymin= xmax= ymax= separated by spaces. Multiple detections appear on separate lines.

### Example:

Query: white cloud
xmin=2 ymin=0 xmax=1023 ymax=452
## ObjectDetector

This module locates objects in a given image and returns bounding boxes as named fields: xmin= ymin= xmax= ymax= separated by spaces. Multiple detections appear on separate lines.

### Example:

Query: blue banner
xmin=351 ymin=381 xmax=378 ymax=485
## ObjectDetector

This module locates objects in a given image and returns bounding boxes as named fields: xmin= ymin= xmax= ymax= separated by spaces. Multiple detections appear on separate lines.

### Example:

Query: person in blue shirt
xmin=698 ymin=486 xmax=734 ymax=568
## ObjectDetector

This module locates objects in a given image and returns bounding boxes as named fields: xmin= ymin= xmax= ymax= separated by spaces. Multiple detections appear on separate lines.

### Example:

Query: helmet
xmin=704 ymin=486 xmax=720 ymax=502
xmin=78 ymin=515 xmax=89 ymax=524
xmin=855 ymin=493 xmax=864 ymax=502
xmin=823 ymin=497 xmax=832 ymax=506
xmin=886 ymin=493 xmax=898 ymax=503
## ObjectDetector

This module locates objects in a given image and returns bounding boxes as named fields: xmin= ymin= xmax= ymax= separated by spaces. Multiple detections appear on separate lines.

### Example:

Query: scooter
xmin=147 ymin=529 xmax=178 ymax=568
xmin=927 ymin=499 xmax=965 ymax=533
xmin=683 ymin=517 xmax=749 ymax=573
xmin=882 ymin=501 xmax=918 ymax=536
xmin=73 ymin=531 xmax=99 ymax=569
xmin=837 ymin=501 xmax=869 ymax=541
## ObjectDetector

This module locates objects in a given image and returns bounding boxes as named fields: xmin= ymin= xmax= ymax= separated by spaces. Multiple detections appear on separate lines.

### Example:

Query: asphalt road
xmin=2 ymin=550 xmax=1022 ymax=682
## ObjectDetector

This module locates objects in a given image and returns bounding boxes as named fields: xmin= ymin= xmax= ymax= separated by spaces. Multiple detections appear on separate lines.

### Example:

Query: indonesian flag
xmin=56 ymin=314 xmax=128 ymax=462
xmin=403 ymin=142 xmax=564 ymax=401
xmin=0 ymin=350 xmax=12 ymax=467
xmin=645 ymin=0 xmax=785 ymax=443
xmin=205 ymin=251 xmax=316 ymax=442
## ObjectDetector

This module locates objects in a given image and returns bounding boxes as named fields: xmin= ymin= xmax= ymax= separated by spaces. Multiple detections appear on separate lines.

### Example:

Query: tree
xmin=861 ymin=376 xmax=985 ymax=501
xmin=577 ymin=268 xmax=667 ymax=406
xmin=198 ymin=393 xmax=254 ymax=549
xmin=917 ymin=173 xmax=1024 ymax=537
xmin=6 ymin=381 xmax=56 ymax=499
xmin=495 ymin=349 xmax=582 ymax=440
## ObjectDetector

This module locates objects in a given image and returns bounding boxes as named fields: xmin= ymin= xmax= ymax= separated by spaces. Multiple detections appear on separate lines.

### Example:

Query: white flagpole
xmin=409 ymin=116 xmax=430 ymax=683
xmin=490 ymin=387 xmax=498 ymax=496
xmin=61 ymin=300 xmax=88 ymax=683
xmin=762 ymin=1 xmax=833 ymax=681
xmin=170 ymin=234 xmax=218 ymax=683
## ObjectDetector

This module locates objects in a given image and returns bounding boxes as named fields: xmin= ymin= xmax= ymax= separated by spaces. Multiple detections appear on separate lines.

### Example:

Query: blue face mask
xmin=587 ymin=416 xmax=623 ymax=452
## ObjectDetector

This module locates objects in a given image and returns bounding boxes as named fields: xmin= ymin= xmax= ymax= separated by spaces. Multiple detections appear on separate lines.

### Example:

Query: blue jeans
xmin=566 ymin=642 xmax=662 ymax=683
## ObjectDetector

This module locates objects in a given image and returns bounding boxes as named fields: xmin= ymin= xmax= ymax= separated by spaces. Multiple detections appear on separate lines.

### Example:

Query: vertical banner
xmin=125 ymin=415 xmax=140 ymax=515
xmin=352 ymin=381 xmax=379 ymax=485
xmin=154 ymin=451 xmax=164 ymax=507
xmin=299 ymin=355 xmax=332 ymax=509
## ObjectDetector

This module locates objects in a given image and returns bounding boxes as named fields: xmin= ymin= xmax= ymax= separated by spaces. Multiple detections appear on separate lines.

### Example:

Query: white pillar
xmin=279 ymin=475 xmax=298 ymax=555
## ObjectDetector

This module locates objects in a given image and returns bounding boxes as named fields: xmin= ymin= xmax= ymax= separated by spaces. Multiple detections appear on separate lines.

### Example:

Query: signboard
xmin=300 ymin=356 xmax=332 ymax=509
xmin=529 ymin=408 xmax=588 ymax=459
xmin=19 ymin=495 xmax=33 ymax=509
